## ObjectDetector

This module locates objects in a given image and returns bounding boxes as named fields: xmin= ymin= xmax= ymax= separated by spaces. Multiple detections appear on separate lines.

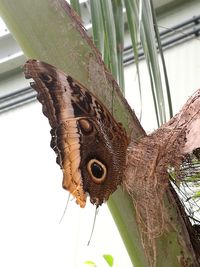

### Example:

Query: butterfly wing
xmin=24 ymin=59 xmax=128 ymax=207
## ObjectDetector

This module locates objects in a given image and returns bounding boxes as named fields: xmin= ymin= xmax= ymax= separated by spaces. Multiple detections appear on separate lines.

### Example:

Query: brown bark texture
xmin=124 ymin=89 xmax=200 ymax=266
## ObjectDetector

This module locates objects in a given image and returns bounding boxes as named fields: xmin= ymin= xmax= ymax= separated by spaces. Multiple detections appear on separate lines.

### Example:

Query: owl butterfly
xmin=24 ymin=59 xmax=128 ymax=208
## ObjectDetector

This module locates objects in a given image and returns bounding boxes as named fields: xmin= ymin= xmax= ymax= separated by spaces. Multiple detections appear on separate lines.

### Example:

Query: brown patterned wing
xmin=24 ymin=59 xmax=128 ymax=207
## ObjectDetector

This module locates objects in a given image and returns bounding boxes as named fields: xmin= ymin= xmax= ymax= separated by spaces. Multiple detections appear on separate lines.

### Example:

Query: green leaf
xmin=84 ymin=261 xmax=97 ymax=267
xmin=70 ymin=0 xmax=81 ymax=16
xmin=103 ymin=254 xmax=114 ymax=267
xmin=124 ymin=0 xmax=168 ymax=126
xmin=149 ymin=0 xmax=173 ymax=118
xmin=112 ymin=0 xmax=125 ymax=92
xmin=100 ymin=0 xmax=119 ymax=82
xmin=192 ymin=191 xmax=200 ymax=199
xmin=90 ymin=0 xmax=104 ymax=54
xmin=141 ymin=0 xmax=167 ymax=125
xmin=124 ymin=0 xmax=143 ymax=118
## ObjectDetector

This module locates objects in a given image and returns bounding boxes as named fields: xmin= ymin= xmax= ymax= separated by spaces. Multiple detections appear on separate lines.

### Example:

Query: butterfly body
xmin=24 ymin=59 xmax=128 ymax=207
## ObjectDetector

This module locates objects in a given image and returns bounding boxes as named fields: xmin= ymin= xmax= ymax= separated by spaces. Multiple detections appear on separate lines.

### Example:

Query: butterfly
xmin=24 ymin=59 xmax=128 ymax=207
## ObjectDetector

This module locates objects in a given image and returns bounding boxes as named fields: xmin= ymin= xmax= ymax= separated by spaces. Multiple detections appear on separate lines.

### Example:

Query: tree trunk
xmin=124 ymin=89 xmax=200 ymax=265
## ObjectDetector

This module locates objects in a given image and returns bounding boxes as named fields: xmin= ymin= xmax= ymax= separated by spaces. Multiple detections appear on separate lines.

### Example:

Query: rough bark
xmin=124 ymin=89 xmax=200 ymax=266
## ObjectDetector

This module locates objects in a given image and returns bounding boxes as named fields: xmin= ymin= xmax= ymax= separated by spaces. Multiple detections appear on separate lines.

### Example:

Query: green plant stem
xmin=100 ymin=0 xmax=119 ymax=82
xmin=150 ymin=0 xmax=173 ymax=118
xmin=90 ymin=0 xmax=104 ymax=54
xmin=112 ymin=0 xmax=125 ymax=92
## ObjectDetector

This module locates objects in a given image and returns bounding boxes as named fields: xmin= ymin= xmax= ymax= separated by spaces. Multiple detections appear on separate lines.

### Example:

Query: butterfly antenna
xmin=59 ymin=193 xmax=71 ymax=224
xmin=87 ymin=206 xmax=99 ymax=246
